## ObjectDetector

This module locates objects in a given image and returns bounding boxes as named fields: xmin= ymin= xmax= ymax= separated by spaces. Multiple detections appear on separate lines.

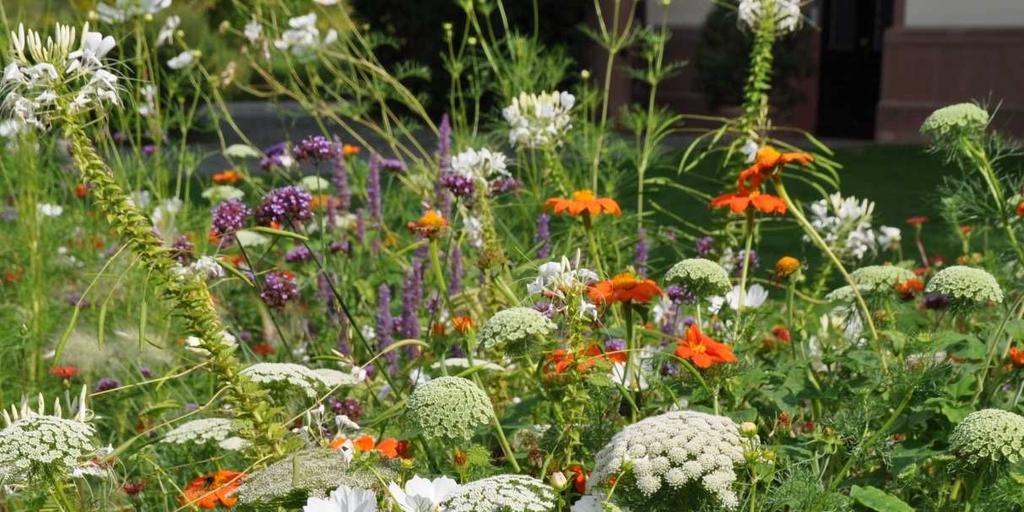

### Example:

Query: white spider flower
xmin=450 ymin=147 xmax=511 ymax=183
xmin=162 ymin=417 xmax=235 ymax=445
xmin=156 ymin=15 xmax=180 ymax=47
xmin=3 ymin=23 xmax=120 ymax=129
xmin=738 ymin=0 xmax=803 ymax=34
xmin=439 ymin=474 xmax=556 ymax=512
xmin=304 ymin=485 xmax=378 ymax=512
xmin=502 ymin=91 xmax=575 ymax=149
xmin=806 ymin=193 xmax=880 ymax=262
xmin=387 ymin=475 xmax=459 ymax=512
xmin=587 ymin=410 xmax=753 ymax=510
xmin=877 ymin=225 xmax=902 ymax=251
xmin=527 ymin=255 xmax=599 ymax=297
xmin=96 ymin=0 xmax=172 ymax=23
xmin=0 ymin=388 xmax=95 ymax=484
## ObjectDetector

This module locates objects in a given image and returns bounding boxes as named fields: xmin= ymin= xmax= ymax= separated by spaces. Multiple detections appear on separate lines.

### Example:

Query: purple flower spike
xmin=535 ymin=213 xmax=551 ymax=259
xmin=368 ymin=156 xmax=382 ymax=225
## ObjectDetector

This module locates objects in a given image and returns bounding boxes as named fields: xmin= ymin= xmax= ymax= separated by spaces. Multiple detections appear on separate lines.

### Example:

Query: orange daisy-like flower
xmin=711 ymin=190 xmax=787 ymax=215
xmin=179 ymin=470 xmax=244 ymax=509
xmin=342 ymin=144 xmax=361 ymax=157
xmin=49 ymin=366 xmax=78 ymax=379
xmin=212 ymin=170 xmax=242 ymax=185
xmin=588 ymin=272 xmax=663 ymax=305
xmin=452 ymin=316 xmax=473 ymax=334
xmin=1009 ymin=346 xmax=1024 ymax=367
xmin=407 ymin=210 xmax=448 ymax=238
xmin=896 ymin=278 xmax=925 ymax=300
xmin=545 ymin=190 xmax=621 ymax=217
xmin=75 ymin=183 xmax=89 ymax=198
xmin=674 ymin=324 xmax=737 ymax=369
xmin=906 ymin=216 xmax=929 ymax=226
xmin=330 ymin=435 xmax=400 ymax=459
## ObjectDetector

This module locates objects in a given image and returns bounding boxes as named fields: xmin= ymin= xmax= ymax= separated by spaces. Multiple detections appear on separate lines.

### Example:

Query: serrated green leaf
xmin=851 ymin=485 xmax=914 ymax=512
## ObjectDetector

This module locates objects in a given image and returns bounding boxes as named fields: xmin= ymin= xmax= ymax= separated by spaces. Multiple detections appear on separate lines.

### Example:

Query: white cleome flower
xmin=738 ymin=0 xmax=803 ymax=33
xmin=586 ymin=410 xmax=753 ymax=510
xmin=304 ymin=485 xmax=378 ymax=512
xmin=387 ymin=475 xmax=459 ymax=512
xmin=877 ymin=225 xmax=902 ymax=251
xmin=502 ymin=91 xmax=575 ymax=149
xmin=3 ymin=23 xmax=120 ymax=129
xmin=96 ymin=0 xmax=172 ymax=23
xmin=450 ymin=147 xmax=511 ymax=183
xmin=527 ymin=255 xmax=599 ymax=297
xmin=806 ymin=193 xmax=880 ymax=262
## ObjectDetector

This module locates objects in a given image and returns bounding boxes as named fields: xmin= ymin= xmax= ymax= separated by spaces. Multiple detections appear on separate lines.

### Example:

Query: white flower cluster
xmin=502 ymin=91 xmax=575 ymax=149
xmin=527 ymin=256 xmax=599 ymax=297
xmin=451 ymin=147 xmax=512 ymax=183
xmin=3 ymin=23 xmax=120 ymax=130
xmin=96 ymin=0 xmax=172 ymax=24
xmin=587 ymin=411 xmax=750 ymax=510
xmin=241 ymin=362 xmax=350 ymax=398
xmin=274 ymin=13 xmax=338 ymax=59
xmin=738 ymin=0 xmax=803 ymax=33
xmin=0 ymin=391 xmax=95 ymax=483
xmin=162 ymin=417 xmax=235 ymax=445
xmin=305 ymin=484 xmax=378 ymax=512
xmin=807 ymin=193 xmax=899 ymax=261
xmin=184 ymin=331 xmax=238 ymax=356
xmin=439 ymin=474 xmax=556 ymax=512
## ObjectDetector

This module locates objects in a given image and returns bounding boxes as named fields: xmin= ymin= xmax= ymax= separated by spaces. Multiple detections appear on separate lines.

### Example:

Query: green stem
xmin=773 ymin=179 xmax=885 ymax=371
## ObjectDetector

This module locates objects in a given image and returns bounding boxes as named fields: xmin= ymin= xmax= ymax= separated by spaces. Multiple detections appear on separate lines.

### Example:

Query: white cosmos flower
xmin=274 ymin=12 xmax=337 ymax=58
xmin=137 ymin=83 xmax=156 ymax=116
xmin=303 ymin=485 xmax=378 ymax=512
xmin=387 ymin=475 xmax=460 ymax=512
xmin=156 ymin=15 xmax=180 ymax=47
xmin=166 ymin=50 xmax=195 ymax=70
xmin=37 ymin=203 xmax=63 ymax=217
xmin=244 ymin=19 xmax=263 ymax=43
xmin=725 ymin=284 xmax=768 ymax=311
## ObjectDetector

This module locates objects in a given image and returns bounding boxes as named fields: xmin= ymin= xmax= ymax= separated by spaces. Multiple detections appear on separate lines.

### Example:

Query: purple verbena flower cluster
xmin=285 ymin=246 xmax=313 ymax=263
xmin=211 ymin=199 xmax=250 ymax=238
xmin=440 ymin=172 xmax=475 ymax=198
xmin=256 ymin=186 xmax=312 ymax=226
xmin=260 ymin=271 xmax=299 ymax=308
xmin=293 ymin=135 xmax=336 ymax=163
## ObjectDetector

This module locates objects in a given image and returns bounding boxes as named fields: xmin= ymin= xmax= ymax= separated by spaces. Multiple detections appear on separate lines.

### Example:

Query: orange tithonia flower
xmin=49 ymin=366 xmax=78 ymax=379
xmin=452 ymin=316 xmax=473 ymax=334
xmin=330 ymin=435 xmax=400 ymax=459
xmin=775 ymin=256 xmax=800 ymax=277
xmin=342 ymin=144 xmax=361 ymax=157
xmin=74 ymin=183 xmax=89 ymax=198
xmin=896 ymin=278 xmax=925 ymax=300
xmin=545 ymin=190 xmax=621 ymax=217
xmin=588 ymin=272 xmax=663 ymax=305
xmin=711 ymin=145 xmax=811 ymax=215
xmin=1009 ymin=346 xmax=1024 ymax=367
xmin=906 ymin=216 xmax=929 ymax=226
xmin=407 ymin=210 xmax=448 ymax=238
xmin=674 ymin=324 xmax=737 ymax=369
xmin=212 ymin=170 xmax=242 ymax=184
xmin=179 ymin=470 xmax=245 ymax=509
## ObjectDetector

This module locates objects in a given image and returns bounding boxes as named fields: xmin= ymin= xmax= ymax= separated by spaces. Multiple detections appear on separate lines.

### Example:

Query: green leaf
xmin=851 ymin=485 xmax=914 ymax=512
xmin=248 ymin=226 xmax=309 ymax=241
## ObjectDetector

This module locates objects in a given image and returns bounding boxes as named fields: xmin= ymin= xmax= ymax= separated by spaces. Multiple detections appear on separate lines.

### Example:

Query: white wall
xmin=905 ymin=0 xmax=1024 ymax=28
xmin=646 ymin=0 xmax=713 ymax=27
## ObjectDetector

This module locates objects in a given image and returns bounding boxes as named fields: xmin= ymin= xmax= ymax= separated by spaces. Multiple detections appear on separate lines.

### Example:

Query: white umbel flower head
xmin=0 ymin=387 xmax=95 ymax=483
xmin=921 ymin=103 xmax=989 ymax=142
xmin=848 ymin=265 xmax=916 ymax=293
xmin=439 ymin=474 xmax=556 ymax=512
xmin=949 ymin=408 xmax=1024 ymax=466
xmin=241 ymin=362 xmax=336 ymax=398
xmin=925 ymin=265 xmax=1003 ymax=308
xmin=502 ymin=91 xmax=575 ymax=149
xmin=738 ymin=0 xmax=803 ymax=33
xmin=162 ymin=417 xmax=235 ymax=445
xmin=664 ymin=258 xmax=732 ymax=297
xmin=3 ymin=23 xmax=120 ymax=129
xmin=477 ymin=306 xmax=556 ymax=354
xmin=406 ymin=376 xmax=492 ymax=441
xmin=587 ymin=410 xmax=751 ymax=510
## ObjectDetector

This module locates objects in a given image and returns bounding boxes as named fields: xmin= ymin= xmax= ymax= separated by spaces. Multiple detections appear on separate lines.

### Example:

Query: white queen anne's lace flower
xmin=0 ymin=389 xmax=95 ymax=483
xmin=3 ymin=23 xmax=120 ymax=129
xmin=738 ymin=0 xmax=803 ymax=33
xmin=162 ymin=418 xmax=235 ymax=445
xmin=587 ymin=411 xmax=751 ymax=510
xmin=477 ymin=307 xmax=556 ymax=354
xmin=502 ymin=91 xmax=575 ymax=148
xmin=439 ymin=474 xmax=556 ymax=512
xmin=241 ymin=362 xmax=337 ymax=398
xmin=406 ymin=376 xmax=492 ymax=441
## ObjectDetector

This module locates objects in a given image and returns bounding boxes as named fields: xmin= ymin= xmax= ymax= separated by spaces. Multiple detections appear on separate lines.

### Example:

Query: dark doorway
xmin=816 ymin=0 xmax=893 ymax=138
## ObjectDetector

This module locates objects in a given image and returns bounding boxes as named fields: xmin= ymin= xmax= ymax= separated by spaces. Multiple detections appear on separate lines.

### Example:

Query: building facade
xmin=642 ymin=0 xmax=1024 ymax=142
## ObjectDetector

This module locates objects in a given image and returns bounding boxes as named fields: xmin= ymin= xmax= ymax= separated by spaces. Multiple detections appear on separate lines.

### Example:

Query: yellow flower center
xmin=571 ymin=190 xmax=596 ymax=202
